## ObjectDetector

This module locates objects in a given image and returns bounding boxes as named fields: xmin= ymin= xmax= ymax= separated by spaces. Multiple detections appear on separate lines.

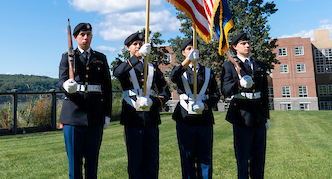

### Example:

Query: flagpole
xmin=224 ymin=49 xmax=243 ymax=78
xmin=143 ymin=0 xmax=150 ymax=96
xmin=193 ymin=28 xmax=197 ymax=102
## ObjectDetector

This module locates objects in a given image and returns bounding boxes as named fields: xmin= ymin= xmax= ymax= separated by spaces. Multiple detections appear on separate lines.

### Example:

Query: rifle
xmin=67 ymin=19 xmax=75 ymax=80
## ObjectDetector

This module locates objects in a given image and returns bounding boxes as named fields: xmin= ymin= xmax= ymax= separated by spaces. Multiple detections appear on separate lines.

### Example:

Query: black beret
xmin=181 ymin=38 xmax=194 ymax=51
xmin=73 ymin=23 xmax=92 ymax=37
xmin=124 ymin=32 xmax=144 ymax=46
xmin=231 ymin=32 xmax=250 ymax=46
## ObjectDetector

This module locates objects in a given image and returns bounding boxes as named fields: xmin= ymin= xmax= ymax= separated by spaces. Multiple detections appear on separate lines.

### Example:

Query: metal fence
xmin=0 ymin=89 xmax=60 ymax=135
xmin=0 ymin=90 xmax=124 ymax=135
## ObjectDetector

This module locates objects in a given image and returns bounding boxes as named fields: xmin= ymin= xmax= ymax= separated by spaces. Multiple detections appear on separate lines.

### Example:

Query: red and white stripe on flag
xmin=166 ymin=0 xmax=220 ymax=43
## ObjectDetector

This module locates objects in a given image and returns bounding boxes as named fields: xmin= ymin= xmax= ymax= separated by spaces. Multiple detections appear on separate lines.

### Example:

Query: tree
xmin=229 ymin=0 xmax=279 ymax=70
xmin=110 ymin=29 xmax=170 ymax=91
xmin=111 ymin=29 xmax=169 ymax=70
xmin=168 ymin=0 xmax=279 ymax=77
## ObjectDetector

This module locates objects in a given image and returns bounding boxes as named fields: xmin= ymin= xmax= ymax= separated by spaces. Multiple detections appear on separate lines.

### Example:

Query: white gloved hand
xmin=139 ymin=43 xmax=151 ymax=56
xmin=104 ymin=116 xmax=111 ymax=129
xmin=63 ymin=79 xmax=78 ymax=94
xmin=188 ymin=49 xmax=199 ymax=62
xmin=239 ymin=75 xmax=253 ymax=89
xmin=265 ymin=120 xmax=270 ymax=131
xmin=192 ymin=101 xmax=205 ymax=114
xmin=138 ymin=96 xmax=153 ymax=110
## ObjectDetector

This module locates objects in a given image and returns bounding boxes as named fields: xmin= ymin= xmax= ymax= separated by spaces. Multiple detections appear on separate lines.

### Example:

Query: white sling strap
xmin=179 ymin=67 xmax=210 ymax=114
xmin=123 ymin=61 xmax=155 ymax=110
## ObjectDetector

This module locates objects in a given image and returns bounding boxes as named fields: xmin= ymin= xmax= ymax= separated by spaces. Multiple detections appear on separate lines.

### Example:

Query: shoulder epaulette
xmin=93 ymin=50 xmax=105 ymax=55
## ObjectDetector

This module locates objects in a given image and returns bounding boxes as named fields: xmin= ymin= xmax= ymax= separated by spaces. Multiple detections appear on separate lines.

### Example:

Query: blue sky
xmin=1 ymin=0 xmax=331 ymax=79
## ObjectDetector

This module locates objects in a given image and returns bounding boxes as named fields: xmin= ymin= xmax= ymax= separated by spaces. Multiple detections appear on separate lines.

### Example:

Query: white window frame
xmin=298 ymin=86 xmax=308 ymax=97
xmin=299 ymin=103 xmax=310 ymax=110
xmin=278 ymin=47 xmax=287 ymax=56
xmin=296 ymin=64 xmax=306 ymax=73
xmin=164 ymin=54 xmax=171 ymax=63
xmin=164 ymin=70 xmax=171 ymax=78
xmin=320 ymin=101 xmax=329 ymax=110
xmin=281 ymin=86 xmax=291 ymax=98
xmin=318 ymin=85 xmax=327 ymax=96
xmin=295 ymin=46 xmax=304 ymax=56
xmin=281 ymin=103 xmax=292 ymax=110
xmin=280 ymin=64 xmax=289 ymax=73
xmin=315 ymin=49 xmax=325 ymax=73
xmin=268 ymin=86 xmax=274 ymax=98
xmin=328 ymin=85 xmax=332 ymax=95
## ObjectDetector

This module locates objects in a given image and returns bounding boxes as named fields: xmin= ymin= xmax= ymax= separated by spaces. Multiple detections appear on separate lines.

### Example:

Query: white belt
xmin=77 ymin=84 xmax=102 ymax=92
xmin=234 ymin=92 xmax=261 ymax=99
xmin=179 ymin=94 xmax=207 ymax=101
xmin=179 ymin=94 xmax=207 ymax=114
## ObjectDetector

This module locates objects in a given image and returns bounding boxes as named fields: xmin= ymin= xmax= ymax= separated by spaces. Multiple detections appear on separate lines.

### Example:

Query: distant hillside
xmin=0 ymin=74 xmax=59 ymax=93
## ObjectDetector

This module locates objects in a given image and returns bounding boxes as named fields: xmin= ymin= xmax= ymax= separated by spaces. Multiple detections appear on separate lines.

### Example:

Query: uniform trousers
xmin=233 ymin=125 xmax=266 ymax=179
xmin=176 ymin=122 xmax=213 ymax=179
xmin=63 ymin=125 xmax=103 ymax=179
xmin=124 ymin=125 xmax=159 ymax=179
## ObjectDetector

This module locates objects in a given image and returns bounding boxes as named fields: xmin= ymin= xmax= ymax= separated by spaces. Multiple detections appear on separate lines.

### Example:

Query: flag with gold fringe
xmin=166 ymin=0 xmax=234 ymax=55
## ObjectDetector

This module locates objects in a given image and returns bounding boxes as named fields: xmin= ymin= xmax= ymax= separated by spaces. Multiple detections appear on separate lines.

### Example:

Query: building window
xmin=298 ymin=86 xmax=308 ymax=97
xmin=281 ymin=103 xmax=292 ymax=110
xmin=268 ymin=86 xmax=274 ymax=98
xmin=328 ymin=85 xmax=332 ymax=95
xmin=315 ymin=49 xmax=325 ymax=73
xmin=280 ymin=64 xmax=289 ymax=73
xmin=295 ymin=46 xmax=304 ymax=55
xmin=320 ymin=101 xmax=329 ymax=110
xmin=164 ymin=54 xmax=171 ymax=63
xmin=315 ymin=49 xmax=332 ymax=73
xmin=318 ymin=85 xmax=327 ymax=96
xmin=296 ymin=64 xmax=306 ymax=73
xmin=281 ymin=86 xmax=291 ymax=98
xmin=164 ymin=70 xmax=171 ymax=78
xmin=325 ymin=49 xmax=332 ymax=73
xmin=278 ymin=47 xmax=287 ymax=56
xmin=300 ymin=103 xmax=309 ymax=110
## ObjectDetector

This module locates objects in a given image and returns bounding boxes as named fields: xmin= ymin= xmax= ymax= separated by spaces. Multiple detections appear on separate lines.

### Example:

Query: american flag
xmin=166 ymin=0 xmax=233 ymax=55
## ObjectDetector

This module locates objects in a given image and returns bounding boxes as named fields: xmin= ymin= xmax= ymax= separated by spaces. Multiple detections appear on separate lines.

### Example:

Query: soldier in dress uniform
xmin=58 ymin=22 xmax=112 ymax=179
xmin=221 ymin=32 xmax=270 ymax=179
xmin=170 ymin=39 xmax=220 ymax=179
xmin=113 ymin=32 xmax=171 ymax=179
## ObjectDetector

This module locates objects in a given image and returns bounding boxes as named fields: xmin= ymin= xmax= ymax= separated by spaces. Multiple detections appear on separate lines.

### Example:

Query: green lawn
xmin=0 ymin=111 xmax=331 ymax=178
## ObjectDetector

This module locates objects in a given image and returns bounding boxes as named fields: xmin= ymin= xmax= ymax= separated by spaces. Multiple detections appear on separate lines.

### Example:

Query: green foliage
xmin=168 ymin=0 xmax=279 ymax=78
xmin=229 ymin=0 xmax=279 ymax=70
xmin=29 ymin=96 xmax=52 ymax=127
xmin=111 ymin=92 xmax=122 ymax=121
xmin=0 ymin=74 xmax=59 ymax=93
xmin=0 ymin=102 xmax=12 ymax=128
xmin=111 ymin=28 xmax=170 ymax=71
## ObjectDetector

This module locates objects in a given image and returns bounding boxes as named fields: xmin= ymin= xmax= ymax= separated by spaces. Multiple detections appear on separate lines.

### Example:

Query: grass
xmin=0 ymin=111 xmax=332 ymax=178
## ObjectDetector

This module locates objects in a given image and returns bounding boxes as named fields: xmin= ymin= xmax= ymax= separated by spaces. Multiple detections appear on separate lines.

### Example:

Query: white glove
xmin=104 ymin=116 xmax=111 ymax=129
xmin=138 ymin=96 xmax=153 ymax=110
xmin=265 ymin=120 xmax=270 ymax=131
xmin=63 ymin=79 xmax=78 ymax=94
xmin=192 ymin=101 xmax=205 ymax=114
xmin=188 ymin=49 xmax=199 ymax=62
xmin=139 ymin=43 xmax=151 ymax=56
xmin=239 ymin=75 xmax=253 ymax=89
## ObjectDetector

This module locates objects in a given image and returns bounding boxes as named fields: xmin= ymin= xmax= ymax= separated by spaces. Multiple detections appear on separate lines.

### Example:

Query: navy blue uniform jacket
xmin=221 ymin=58 xmax=269 ymax=127
xmin=113 ymin=55 xmax=170 ymax=127
xmin=58 ymin=48 xmax=112 ymax=127
xmin=170 ymin=64 xmax=220 ymax=126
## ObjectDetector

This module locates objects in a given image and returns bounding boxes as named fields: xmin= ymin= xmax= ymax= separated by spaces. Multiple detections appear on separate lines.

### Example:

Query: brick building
xmin=159 ymin=29 xmax=331 ymax=111
xmin=272 ymin=36 xmax=319 ymax=110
